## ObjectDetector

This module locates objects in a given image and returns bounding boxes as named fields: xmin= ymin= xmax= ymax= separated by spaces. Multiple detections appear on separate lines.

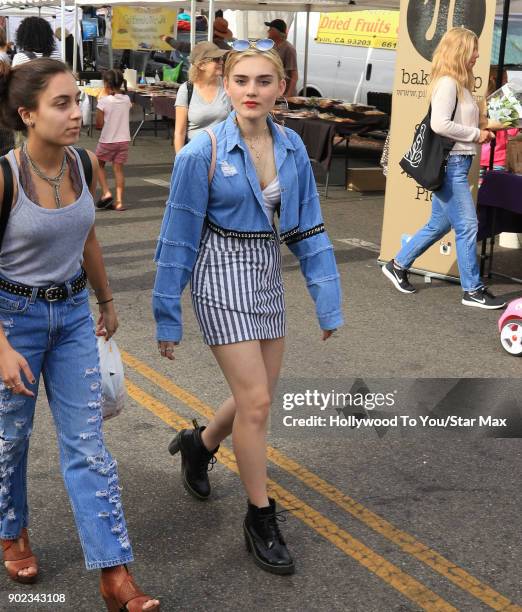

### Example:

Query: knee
xmin=238 ymin=388 xmax=271 ymax=428
xmin=454 ymin=217 xmax=478 ymax=238
xmin=425 ymin=216 xmax=451 ymax=236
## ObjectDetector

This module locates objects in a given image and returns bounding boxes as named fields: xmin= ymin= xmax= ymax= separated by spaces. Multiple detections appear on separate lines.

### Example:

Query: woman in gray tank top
xmin=0 ymin=59 xmax=159 ymax=611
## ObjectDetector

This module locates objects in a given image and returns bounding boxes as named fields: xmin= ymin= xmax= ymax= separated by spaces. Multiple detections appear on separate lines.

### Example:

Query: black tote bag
xmin=399 ymin=97 xmax=458 ymax=192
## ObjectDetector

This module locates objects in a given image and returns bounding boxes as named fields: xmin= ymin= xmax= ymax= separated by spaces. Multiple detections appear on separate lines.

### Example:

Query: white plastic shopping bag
xmin=97 ymin=337 xmax=126 ymax=420
xmin=80 ymin=91 xmax=91 ymax=127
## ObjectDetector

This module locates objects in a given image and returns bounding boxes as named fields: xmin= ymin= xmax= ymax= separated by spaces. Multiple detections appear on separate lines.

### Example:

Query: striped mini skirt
xmin=190 ymin=226 xmax=285 ymax=346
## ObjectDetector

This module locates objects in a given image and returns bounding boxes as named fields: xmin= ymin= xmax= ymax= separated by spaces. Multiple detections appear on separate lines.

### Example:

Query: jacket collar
xmin=225 ymin=110 xmax=296 ymax=154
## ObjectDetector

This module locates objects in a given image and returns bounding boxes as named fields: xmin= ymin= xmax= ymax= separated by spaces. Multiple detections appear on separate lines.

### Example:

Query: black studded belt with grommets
xmin=0 ymin=268 xmax=88 ymax=302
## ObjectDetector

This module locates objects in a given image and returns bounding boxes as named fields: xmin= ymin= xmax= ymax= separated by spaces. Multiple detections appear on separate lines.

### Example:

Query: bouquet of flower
xmin=487 ymin=81 xmax=522 ymax=127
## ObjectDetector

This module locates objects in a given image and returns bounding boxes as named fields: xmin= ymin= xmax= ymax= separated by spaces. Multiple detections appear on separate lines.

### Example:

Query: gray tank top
xmin=0 ymin=148 xmax=95 ymax=286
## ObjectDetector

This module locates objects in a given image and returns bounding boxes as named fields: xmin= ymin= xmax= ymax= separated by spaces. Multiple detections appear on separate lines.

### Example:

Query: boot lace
xmin=259 ymin=508 xmax=291 ymax=544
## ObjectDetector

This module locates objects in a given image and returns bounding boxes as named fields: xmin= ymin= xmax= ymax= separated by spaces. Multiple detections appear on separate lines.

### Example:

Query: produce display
xmin=273 ymin=97 xmax=387 ymax=124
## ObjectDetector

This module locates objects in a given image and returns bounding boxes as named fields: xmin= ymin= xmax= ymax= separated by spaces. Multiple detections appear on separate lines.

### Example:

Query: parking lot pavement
xmin=1 ymin=133 xmax=520 ymax=611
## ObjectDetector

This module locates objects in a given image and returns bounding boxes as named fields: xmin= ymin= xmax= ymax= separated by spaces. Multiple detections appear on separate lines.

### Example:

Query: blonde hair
xmin=429 ymin=27 xmax=478 ymax=99
xmin=188 ymin=62 xmax=204 ymax=83
xmin=224 ymin=48 xmax=285 ymax=82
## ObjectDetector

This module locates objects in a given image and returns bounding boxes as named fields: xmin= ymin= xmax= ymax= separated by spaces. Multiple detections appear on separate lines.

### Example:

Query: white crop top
xmin=262 ymin=176 xmax=281 ymax=225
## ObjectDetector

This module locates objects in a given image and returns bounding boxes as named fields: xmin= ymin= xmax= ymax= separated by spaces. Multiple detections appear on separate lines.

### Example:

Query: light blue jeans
xmin=396 ymin=155 xmax=482 ymax=292
xmin=0 ymin=275 xmax=134 ymax=569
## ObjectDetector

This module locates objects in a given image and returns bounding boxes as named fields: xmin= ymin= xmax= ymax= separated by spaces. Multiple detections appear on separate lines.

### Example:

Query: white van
xmin=288 ymin=12 xmax=396 ymax=103
xmin=288 ymin=12 xmax=522 ymax=104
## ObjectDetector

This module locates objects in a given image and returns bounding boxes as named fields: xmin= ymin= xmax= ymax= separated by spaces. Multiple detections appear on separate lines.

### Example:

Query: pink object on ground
xmin=498 ymin=297 xmax=522 ymax=355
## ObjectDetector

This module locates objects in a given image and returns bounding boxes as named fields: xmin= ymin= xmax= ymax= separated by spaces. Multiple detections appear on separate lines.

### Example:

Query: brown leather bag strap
xmin=203 ymin=128 xmax=217 ymax=185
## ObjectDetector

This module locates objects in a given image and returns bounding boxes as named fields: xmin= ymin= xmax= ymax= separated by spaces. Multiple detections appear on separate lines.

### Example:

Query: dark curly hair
xmin=15 ymin=16 xmax=56 ymax=56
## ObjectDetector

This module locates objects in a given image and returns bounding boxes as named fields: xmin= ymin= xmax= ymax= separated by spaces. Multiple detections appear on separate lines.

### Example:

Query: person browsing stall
xmin=160 ymin=16 xmax=234 ymax=52
xmin=173 ymin=41 xmax=230 ymax=153
xmin=12 ymin=17 xmax=61 ymax=66
xmin=153 ymin=39 xmax=343 ymax=575
xmin=265 ymin=19 xmax=298 ymax=97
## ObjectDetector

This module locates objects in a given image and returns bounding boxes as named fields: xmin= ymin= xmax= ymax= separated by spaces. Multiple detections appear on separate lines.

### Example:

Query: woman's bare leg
xmin=202 ymin=337 xmax=284 ymax=449
xmin=207 ymin=338 xmax=285 ymax=507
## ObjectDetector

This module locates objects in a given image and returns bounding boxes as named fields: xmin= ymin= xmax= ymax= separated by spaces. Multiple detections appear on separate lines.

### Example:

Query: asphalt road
xmin=0 ymin=132 xmax=520 ymax=612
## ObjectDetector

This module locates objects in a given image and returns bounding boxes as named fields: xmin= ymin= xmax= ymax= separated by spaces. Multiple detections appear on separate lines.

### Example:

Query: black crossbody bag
xmin=399 ymin=96 xmax=458 ymax=192
xmin=0 ymin=148 xmax=92 ymax=253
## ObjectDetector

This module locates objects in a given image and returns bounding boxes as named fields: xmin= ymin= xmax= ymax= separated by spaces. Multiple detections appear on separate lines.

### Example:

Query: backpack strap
xmin=0 ymin=156 xmax=14 ymax=253
xmin=74 ymin=147 xmax=93 ymax=189
xmin=203 ymin=128 xmax=217 ymax=185
xmin=186 ymin=81 xmax=194 ymax=107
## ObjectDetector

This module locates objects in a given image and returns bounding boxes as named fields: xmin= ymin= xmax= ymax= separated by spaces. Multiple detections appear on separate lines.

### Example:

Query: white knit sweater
xmin=430 ymin=76 xmax=480 ymax=155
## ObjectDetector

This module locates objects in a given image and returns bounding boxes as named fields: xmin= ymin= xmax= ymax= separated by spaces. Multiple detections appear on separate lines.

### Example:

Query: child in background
xmin=95 ymin=69 xmax=132 ymax=211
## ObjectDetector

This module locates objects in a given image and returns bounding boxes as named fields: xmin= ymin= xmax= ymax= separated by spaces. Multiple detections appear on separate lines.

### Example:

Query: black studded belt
xmin=0 ymin=269 xmax=88 ymax=302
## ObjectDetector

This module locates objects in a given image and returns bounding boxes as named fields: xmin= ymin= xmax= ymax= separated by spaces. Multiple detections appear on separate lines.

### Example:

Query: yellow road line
xmin=126 ymin=379 xmax=457 ymax=612
xmin=121 ymin=350 xmax=522 ymax=612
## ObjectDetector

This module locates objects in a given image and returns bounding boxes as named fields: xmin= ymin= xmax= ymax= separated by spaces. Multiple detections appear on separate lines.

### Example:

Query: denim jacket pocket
xmin=0 ymin=289 xmax=30 ymax=314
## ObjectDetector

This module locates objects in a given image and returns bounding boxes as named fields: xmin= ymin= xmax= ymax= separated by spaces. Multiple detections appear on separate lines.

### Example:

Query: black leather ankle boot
xmin=168 ymin=419 xmax=219 ymax=500
xmin=243 ymin=497 xmax=295 ymax=575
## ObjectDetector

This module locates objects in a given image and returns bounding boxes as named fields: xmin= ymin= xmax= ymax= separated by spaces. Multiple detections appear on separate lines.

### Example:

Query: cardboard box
xmin=346 ymin=167 xmax=386 ymax=192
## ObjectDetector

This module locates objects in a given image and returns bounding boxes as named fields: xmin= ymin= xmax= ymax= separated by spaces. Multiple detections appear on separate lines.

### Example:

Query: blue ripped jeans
xmin=0 ymin=277 xmax=133 ymax=570
xmin=396 ymin=155 xmax=482 ymax=292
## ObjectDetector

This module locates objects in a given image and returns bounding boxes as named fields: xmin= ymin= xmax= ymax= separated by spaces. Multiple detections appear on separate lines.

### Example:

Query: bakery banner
xmin=316 ymin=10 xmax=399 ymax=50
xmin=379 ymin=0 xmax=495 ymax=280
xmin=112 ymin=7 xmax=176 ymax=51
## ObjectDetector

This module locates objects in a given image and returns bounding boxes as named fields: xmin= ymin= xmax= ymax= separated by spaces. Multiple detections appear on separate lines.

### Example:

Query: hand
xmin=322 ymin=329 xmax=336 ymax=341
xmin=478 ymin=129 xmax=495 ymax=144
xmin=160 ymin=34 xmax=169 ymax=42
xmin=96 ymin=302 xmax=118 ymax=340
xmin=0 ymin=345 xmax=35 ymax=397
xmin=158 ymin=340 xmax=178 ymax=360
xmin=486 ymin=119 xmax=505 ymax=131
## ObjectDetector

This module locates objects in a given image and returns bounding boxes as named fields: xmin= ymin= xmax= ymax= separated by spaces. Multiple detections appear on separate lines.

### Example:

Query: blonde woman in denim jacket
xmin=153 ymin=43 xmax=343 ymax=575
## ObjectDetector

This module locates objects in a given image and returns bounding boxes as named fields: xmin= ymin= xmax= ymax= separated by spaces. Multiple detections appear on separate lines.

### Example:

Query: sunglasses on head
xmin=231 ymin=39 xmax=275 ymax=52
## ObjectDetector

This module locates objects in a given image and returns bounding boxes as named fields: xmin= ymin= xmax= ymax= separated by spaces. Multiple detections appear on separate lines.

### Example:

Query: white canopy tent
xmin=71 ymin=0 xmax=395 ymax=85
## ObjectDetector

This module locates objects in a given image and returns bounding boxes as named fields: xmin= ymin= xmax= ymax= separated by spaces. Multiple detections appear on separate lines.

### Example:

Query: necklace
xmin=22 ymin=143 xmax=67 ymax=209
xmin=242 ymin=126 xmax=270 ymax=163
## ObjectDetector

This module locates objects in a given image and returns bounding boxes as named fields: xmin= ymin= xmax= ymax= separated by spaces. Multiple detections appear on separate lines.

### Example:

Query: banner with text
xmin=379 ymin=0 xmax=495 ymax=279
xmin=112 ymin=6 xmax=176 ymax=51
xmin=316 ymin=10 xmax=399 ymax=50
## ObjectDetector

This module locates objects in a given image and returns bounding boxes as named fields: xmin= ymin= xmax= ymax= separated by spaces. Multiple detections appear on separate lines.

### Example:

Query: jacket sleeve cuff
xmin=156 ymin=324 xmax=182 ymax=343
xmin=318 ymin=311 xmax=344 ymax=331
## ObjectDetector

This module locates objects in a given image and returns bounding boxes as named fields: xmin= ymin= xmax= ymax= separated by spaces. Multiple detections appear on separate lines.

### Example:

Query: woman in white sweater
xmin=383 ymin=27 xmax=505 ymax=309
